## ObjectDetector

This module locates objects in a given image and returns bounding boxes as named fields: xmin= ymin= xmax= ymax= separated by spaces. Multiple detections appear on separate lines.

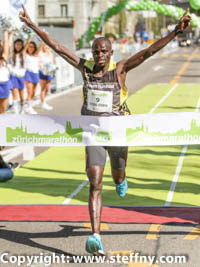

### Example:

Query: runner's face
xmin=92 ymin=40 xmax=113 ymax=68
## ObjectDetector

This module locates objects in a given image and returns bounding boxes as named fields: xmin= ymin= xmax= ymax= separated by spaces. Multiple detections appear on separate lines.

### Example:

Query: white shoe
xmin=28 ymin=107 xmax=37 ymax=114
xmin=41 ymin=102 xmax=53 ymax=110
xmin=20 ymin=107 xmax=25 ymax=114
xmin=13 ymin=105 xmax=19 ymax=114
xmin=20 ymin=104 xmax=25 ymax=114
xmin=23 ymin=103 xmax=29 ymax=113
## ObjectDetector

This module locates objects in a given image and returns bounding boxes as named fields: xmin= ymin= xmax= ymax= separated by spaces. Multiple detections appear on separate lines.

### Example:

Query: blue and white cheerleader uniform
xmin=24 ymin=54 xmax=39 ymax=84
xmin=0 ymin=64 xmax=11 ymax=98
xmin=39 ymin=52 xmax=54 ymax=81
xmin=10 ymin=56 xmax=26 ymax=90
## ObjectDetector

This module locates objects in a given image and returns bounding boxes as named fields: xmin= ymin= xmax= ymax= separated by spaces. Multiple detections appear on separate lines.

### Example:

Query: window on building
xmin=60 ymin=4 xmax=68 ymax=17
xmin=38 ymin=5 xmax=45 ymax=17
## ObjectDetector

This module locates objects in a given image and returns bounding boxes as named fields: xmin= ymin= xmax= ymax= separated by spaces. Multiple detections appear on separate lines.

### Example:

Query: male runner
xmin=19 ymin=5 xmax=191 ymax=255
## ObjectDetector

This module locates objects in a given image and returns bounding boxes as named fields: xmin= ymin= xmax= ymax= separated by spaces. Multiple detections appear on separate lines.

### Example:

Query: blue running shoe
xmin=116 ymin=178 xmax=128 ymax=197
xmin=85 ymin=236 xmax=105 ymax=255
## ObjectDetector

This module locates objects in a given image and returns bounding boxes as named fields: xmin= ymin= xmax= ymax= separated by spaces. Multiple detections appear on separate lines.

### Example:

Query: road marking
xmin=63 ymin=178 xmax=88 ymax=204
xmin=128 ymin=263 xmax=159 ymax=267
xmin=165 ymin=145 xmax=187 ymax=207
xmin=165 ymin=52 xmax=200 ymax=205
xmin=165 ymin=95 xmax=200 ymax=207
xmin=195 ymin=97 xmax=200 ymax=112
xmin=147 ymin=48 xmax=199 ymax=238
xmin=184 ymin=225 xmax=200 ymax=240
xmin=160 ymin=53 xmax=168 ymax=57
xmin=84 ymin=222 xmax=109 ymax=230
xmin=153 ymin=65 xmax=164 ymax=71
xmin=108 ymin=251 xmax=159 ymax=266
xmin=149 ymin=84 xmax=178 ymax=114
xmin=171 ymin=53 xmax=179 ymax=57
xmin=171 ymin=47 xmax=199 ymax=84
xmin=108 ymin=250 xmax=134 ymax=256
xmin=146 ymin=224 xmax=163 ymax=240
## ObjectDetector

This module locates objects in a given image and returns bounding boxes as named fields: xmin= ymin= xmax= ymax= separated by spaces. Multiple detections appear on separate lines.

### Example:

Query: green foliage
xmin=78 ymin=0 xmax=200 ymax=49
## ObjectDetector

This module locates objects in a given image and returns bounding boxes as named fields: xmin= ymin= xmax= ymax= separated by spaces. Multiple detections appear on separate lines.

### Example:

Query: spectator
xmin=0 ymin=30 xmax=12 ymax=114
xmin=0 ymin=147 xmax=19 ymax=182
xmin=9 ymin=36 xmax=30 ymax=114
xmin=39 ymin=42 xmax=54 ymax=110
xmin=24 ymin=41 xmax=42 ymax=114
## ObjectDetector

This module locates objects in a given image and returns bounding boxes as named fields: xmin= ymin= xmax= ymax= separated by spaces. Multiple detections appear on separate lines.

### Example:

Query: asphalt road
xmin=1 ymin=44 xmax=200 ymax=267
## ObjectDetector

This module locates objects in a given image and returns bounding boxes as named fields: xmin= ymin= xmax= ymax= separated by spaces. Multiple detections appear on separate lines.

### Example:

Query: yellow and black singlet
xmin=81 ymin=60 xmax=131 ymax=116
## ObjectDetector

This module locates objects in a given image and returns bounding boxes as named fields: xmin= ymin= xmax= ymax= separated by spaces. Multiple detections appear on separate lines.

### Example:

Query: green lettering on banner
xmin=96 ymin=131 xmax=112 ymax=142
xmin=6 ymin=121 xmax=83 ymax=144
xmin=126 ymin=119 xmax=200 ymax=143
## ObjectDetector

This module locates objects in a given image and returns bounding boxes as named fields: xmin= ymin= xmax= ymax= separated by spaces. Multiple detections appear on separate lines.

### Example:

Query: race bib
xmin=87 ymin=90 xmax=113 ymax=112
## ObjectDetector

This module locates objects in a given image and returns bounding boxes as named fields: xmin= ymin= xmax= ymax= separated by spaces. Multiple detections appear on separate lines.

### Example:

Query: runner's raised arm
xmin=119 ymin=8 xmax=191 ymax=73
xmin=19 ymin=4 xmax=84 ymax=71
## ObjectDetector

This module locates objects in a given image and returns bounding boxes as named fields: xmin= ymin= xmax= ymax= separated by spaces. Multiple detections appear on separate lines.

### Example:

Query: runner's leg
xmin=85 ymin=146 xmax=107 ymax=255
xmin=87 ymin=166 xmax=104 ymax=233
xmin=108 ymin=147 xmax=128 ymax=197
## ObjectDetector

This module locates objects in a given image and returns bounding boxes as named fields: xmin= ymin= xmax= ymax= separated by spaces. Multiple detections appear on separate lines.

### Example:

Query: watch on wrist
xmin=174 ymin=24 xmax=183 ymax=35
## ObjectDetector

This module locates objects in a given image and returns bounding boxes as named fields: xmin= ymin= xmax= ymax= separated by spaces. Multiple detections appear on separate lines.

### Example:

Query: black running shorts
xmin=85 ymin=146 xmax=128 ymax=170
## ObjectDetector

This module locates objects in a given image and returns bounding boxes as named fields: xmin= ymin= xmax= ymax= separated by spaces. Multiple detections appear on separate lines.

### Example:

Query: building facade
xmin=38 ymin=0 xmax=74 ymax=27
xmin=37 ymin=0 xmax=138 ymax=39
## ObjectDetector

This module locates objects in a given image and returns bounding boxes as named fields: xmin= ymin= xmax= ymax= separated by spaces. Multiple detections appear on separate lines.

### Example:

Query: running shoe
xmin=13 ymin=104 xmax=19 ymax=114
xmin=20 ymin=108 xmax=25 ymax=114
xmin=28 ymin=107 xmax=37 ymax=114
xmin=20 ymin=104 xmax=25 ymax=114
xmin=116 ymin=178 xmax=128 ymax=198
xmin=23 ymin=102 xmax=29 ymax=113
xmin=41 ymin=102 xmax=53 ymax=110
xmin=85 ymin=236 xmax=105 ymax=256
xmin=8 ymin=162 xmax=20 ymax=171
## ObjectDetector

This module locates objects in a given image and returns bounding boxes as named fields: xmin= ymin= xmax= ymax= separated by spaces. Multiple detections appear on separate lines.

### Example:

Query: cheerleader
xmin=10 ymin=36 xmax=30 ymax=114
xmin=39 ymin=43 xmax=54 ymax=110
xmin=0 ymin=30 xmax=12 ymax=114
xmin=24 ymin=41 xmax=41 ymax=114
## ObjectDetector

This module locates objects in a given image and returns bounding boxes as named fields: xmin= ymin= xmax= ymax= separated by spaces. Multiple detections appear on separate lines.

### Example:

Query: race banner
xmin=0 ymin=112 xmax=200 ymax=146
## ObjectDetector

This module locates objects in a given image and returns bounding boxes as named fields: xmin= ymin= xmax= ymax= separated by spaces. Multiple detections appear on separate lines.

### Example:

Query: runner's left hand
xmin=178 ymin=8 xmax=191 ymax=32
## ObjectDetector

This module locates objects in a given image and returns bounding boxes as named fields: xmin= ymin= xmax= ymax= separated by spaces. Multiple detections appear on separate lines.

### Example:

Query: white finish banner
xmin=1 ymin=112 xmax=200 ymax=146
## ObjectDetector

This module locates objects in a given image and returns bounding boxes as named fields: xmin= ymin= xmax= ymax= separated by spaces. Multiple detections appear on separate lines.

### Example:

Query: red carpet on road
xmin=0 ymin=205 xmax=200 ymax=224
